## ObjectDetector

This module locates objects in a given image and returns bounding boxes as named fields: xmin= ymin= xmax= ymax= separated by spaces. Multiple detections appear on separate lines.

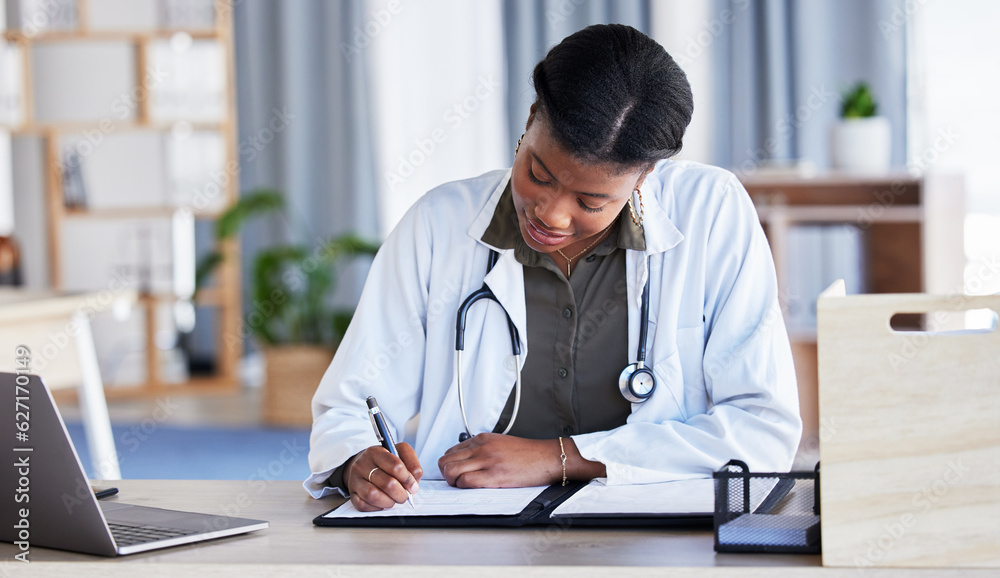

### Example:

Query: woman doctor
xmin=305 ymin=24 xmax=802 ymax=511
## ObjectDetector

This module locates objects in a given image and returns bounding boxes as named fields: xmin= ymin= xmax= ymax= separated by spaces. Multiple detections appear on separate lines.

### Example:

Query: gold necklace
xmin=556 ymin=222 xmax=614 ymax=277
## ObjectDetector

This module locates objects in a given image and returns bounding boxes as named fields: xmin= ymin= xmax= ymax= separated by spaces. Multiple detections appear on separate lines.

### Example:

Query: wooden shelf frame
xmin=61 ymin=205 xmax=229 ymax=220
xmin=3 ymin=28 xmax=221 ymax=42
xmin=740 ymin=172 xmax=965 ymax=451
xmin=2 ymin=0 xmax=242 ymax=395
xmin=3 ymin=120 xmax=227 ymax=134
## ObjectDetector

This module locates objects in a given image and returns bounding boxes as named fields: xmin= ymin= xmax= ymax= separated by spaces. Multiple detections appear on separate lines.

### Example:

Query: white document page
xmin=322 ymin=480 xmax=547 ymax=518
xmin=550 ymin=478 xmax=715 ymax=517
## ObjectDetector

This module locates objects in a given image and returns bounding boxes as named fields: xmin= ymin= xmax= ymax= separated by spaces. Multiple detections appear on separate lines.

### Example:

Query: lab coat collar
xmin=467 ymin=166 xmax=684 ymax=256
xmin=468 ymin=170 xmax=513 ymax=251
xmin=635 ymin=169 xmax=684 ymax=255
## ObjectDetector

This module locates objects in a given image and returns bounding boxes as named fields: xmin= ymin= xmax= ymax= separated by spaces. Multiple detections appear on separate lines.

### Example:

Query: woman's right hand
xmin=344 ymin=443 xmax=423 ymax=511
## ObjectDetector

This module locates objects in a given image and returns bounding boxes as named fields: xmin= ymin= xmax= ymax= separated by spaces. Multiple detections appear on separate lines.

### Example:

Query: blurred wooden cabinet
xmin=0 ymin=0 xmax=241 ymax=396
xmin=740 ymin=172 xmax=965 ymax=448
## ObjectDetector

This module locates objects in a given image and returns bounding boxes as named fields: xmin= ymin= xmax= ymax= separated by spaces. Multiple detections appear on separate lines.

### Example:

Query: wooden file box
xmin=817 ymin=280 xmax=999 ymax=568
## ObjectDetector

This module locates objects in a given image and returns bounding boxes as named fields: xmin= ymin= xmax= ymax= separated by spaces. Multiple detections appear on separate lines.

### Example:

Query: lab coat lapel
xmin=452 ymin=169 xmax=528 ymax=434
xmin=482 ymin=250 xmax=527 ymax=358
xmin=467 ymin=168 xmax=528 ymax=360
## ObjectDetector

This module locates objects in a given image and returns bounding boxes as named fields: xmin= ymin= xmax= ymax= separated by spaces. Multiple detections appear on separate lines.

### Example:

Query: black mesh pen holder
xmin=713 ymin=459 xmax=821 ymax=554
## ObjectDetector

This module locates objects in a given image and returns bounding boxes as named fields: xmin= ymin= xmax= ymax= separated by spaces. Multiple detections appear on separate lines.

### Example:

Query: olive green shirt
xmin=481 ymin=182 xmax=646 ymax=439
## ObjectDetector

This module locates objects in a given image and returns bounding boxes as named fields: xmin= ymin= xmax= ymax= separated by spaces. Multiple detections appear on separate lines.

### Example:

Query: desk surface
xmin=0 ymin=480 xmax=989 ymax=577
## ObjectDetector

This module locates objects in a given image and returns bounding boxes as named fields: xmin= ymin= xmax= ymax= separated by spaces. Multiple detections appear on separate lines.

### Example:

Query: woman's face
xmin=510 ymin=114 xmax=650 ymax=255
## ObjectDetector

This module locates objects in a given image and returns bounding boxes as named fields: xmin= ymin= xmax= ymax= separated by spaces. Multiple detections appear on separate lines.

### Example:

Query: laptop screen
xmin=1 ymin=372 xmax=118 ymax=556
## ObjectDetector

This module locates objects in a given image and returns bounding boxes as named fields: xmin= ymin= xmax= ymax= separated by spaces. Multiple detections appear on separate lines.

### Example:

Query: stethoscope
xmin=454 ymin=249 xmax=655 ymax=441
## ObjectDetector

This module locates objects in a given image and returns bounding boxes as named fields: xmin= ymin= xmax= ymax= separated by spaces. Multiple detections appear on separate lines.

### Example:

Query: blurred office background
xmin=231 ymin=0 xmax=998 ymax=327
xmin=0 ymin=0 xmax=997 ymax=479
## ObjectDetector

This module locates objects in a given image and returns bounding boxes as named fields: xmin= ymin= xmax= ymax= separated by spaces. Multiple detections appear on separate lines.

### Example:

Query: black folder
xmin=312 ymin=481 xmax=712 ymax=528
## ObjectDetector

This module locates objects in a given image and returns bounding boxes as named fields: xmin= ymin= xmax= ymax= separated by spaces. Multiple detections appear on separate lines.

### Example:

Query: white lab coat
xmin=305 ymin=159 xmax=801 ymax=498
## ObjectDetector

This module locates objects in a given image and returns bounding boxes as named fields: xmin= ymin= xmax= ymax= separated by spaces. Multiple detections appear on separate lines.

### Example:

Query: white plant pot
xmin=831 ymin=116 xmax=891 ymax=173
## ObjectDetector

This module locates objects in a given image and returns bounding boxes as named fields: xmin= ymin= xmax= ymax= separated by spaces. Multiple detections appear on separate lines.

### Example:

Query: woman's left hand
xmin=438 ymin=433 xmax=561 ymax=488
xmin=439 ymin=433 xmax=610 ymax=488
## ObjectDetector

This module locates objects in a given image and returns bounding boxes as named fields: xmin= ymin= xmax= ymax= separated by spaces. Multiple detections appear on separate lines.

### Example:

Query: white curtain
xmin=711 ymin=0 xmax=909 ymax=172
xmin=649 ymin=0 xmax=716 ymax=164
xmin=367 ymin=0 xmax=507 ymax=234
xmin=233 ymin=0 xmax=380 ymax=317
xmin=226 ymin=0 xmax=508 ymax=358
xmin=233 ymin=0 xmax=654 ymax=269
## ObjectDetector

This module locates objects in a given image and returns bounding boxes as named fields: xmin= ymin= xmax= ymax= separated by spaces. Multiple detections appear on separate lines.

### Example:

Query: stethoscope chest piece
xmin=619 ymin=363 xmax=655 ymax=403
xmin=617 ymin=272 xmax=656 ymax=404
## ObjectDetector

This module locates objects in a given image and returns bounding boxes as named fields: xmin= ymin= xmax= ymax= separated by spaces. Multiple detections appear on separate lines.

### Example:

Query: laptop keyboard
xmin=108 ymin=522 xmax=198 ymax=546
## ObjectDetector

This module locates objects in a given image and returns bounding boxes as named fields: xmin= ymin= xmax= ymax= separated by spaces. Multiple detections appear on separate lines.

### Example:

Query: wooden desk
xmin=0 ymin=480 xmax=991 ymax=576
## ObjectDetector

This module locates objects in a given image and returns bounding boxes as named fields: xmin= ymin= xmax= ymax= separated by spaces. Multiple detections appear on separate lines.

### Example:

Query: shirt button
xmin=562 ymin=308 xmax=572 ymax=319
xmin=585 ymin=255 xmax=597 ymax=262
xmin=558 ymin=367 xmax=568 ymax=378
xmin=563 ymin=425 xmax=574 ymax=435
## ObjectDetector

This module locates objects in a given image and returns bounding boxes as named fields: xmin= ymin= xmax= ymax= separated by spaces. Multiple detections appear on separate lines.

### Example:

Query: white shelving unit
xmin=0 ymin=0 xmax=242 ymax=397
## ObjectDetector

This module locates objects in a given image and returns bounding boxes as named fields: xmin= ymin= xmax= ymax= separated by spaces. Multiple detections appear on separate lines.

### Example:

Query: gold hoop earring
xmin=514 ymin=133 xmax=524 ymax=158
xmin=627 ymin=189 xmax=644 ymax=226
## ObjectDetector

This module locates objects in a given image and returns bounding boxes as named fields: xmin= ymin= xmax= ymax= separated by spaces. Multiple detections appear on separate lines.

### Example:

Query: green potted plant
xmin=196 ymin=189 xmax=380 ymax=426
xmin=831 ymin=82 xmax=891 ymax=173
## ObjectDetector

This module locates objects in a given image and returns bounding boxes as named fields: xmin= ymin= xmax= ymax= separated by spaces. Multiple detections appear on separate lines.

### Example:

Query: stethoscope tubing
xmin=455 ymin=249 xmax=651 ymax=438
xmin=455 ymin=251 xmax=522 ymax=439
xmin=636 ymin=273 xmax=651 ymax=368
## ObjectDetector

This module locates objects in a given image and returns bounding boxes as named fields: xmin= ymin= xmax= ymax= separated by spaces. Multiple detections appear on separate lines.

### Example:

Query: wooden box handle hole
xmin=889 ymin=308 xmax=999 ymax=334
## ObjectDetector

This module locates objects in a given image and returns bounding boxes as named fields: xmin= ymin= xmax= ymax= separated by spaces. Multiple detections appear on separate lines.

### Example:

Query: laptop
xmin=1 ymin=372 xmax=268 ymax=556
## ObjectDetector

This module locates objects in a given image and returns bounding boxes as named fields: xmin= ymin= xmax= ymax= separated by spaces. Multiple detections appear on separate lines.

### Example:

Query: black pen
xmin=92 ymin=486 xmax=119 ymax=500
xmin=366 ymin=396 xmax=415 ymax=509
